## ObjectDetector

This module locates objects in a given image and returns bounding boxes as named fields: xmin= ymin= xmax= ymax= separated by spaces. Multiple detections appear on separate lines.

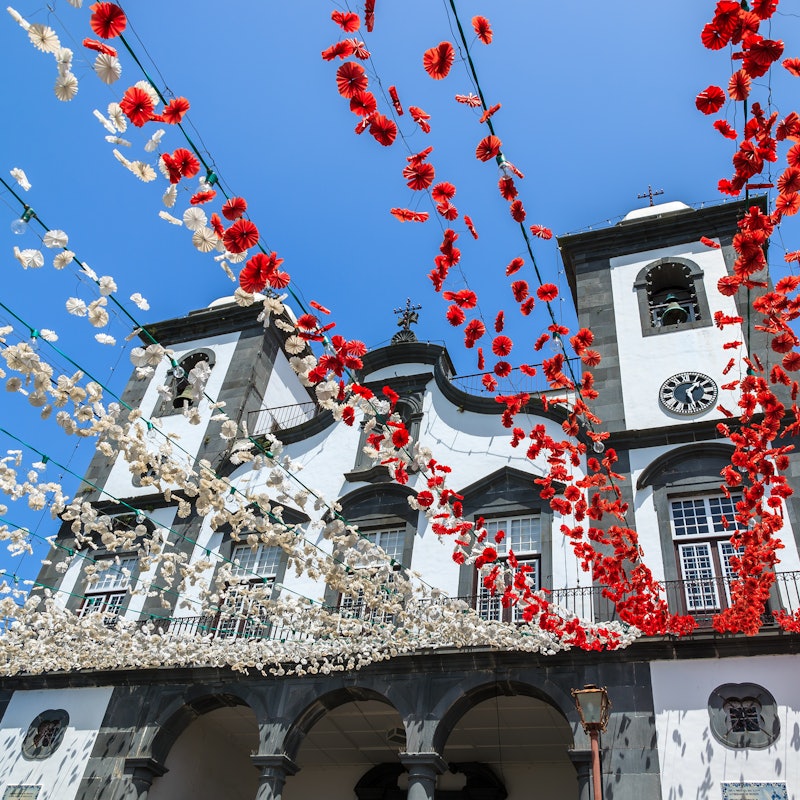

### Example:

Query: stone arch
xmin=431 ymin=678 xmax=575 ymax=755
xmin=282 ymin=685 xmax=403 ymax=763
xmin=636 ymin=442 xmax=734 ymax=490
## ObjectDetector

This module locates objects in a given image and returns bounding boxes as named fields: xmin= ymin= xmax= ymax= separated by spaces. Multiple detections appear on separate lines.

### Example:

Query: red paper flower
xmin=336 ymin=62 xmax=368 ymax=98
xmin=390 ymin=208 xmax=429 ymax=222
xmin=482 ymin=373 xmax=498 ymax=391
xmin=222 ymin=197 xmax=247 ymax=221
xmin=392 ymin=426 xmax=410 ymax=448
xmin=701 ymin=22 xmax=730 ymax=50
xmin=119 ymin=86 xmax=154 ymax=127
xmin=784 ymin=58 xmax=800 ymax=77
xmin=494 ymin=361 xmax=512 ymax=377
xmin=700 ymin=236 xmax=721 ymax=249
xmin=209 ymin=213 xmax=224 ymax=239
xmin=239 ymin=253 xmax=277 ymax=293
xmin=409 ymin=106 xmax=431 ymax=133
xmin=480 ymin=103 xmax=501 ymax=124
xmin=223 ymin=219 xmax=260 ymax=253
xmin=498 ymin=176 xmax=518 ymax=200
xmin=511 ymin=280 xmax=529 ymax=302
xmin=696 ymin=85 xmax=726 ymax=115
xmin=190 ymin=190 xmax=216 ymax=205
xmin=475 ymin=135 xmax=502 ymax=162
xmin=369 ymin=114 xmax=398 ymax=147
xmin=537 ymin=284 xmax=559 ymax=302
xmin=783 ymin=352 xmax=800 ymax=371
xmin=477 ymin=348 xmax=485 ymax=370
xmin=365 ymin=0 xmax=375 ymax=31
xmin=423 ymin=42 xmax=455 ymax=80
xmin=321 ymin=40 xmax=354 ymax=61
xmin=162 ymin=97 xmax=190 ymax=124
xmin=775 ymin=193 xmax=800 ymax=216
xmin=472 ymin=15 xmax=493 ymax=44
xmin=347 ymin=38 xmax=370 ymax=59
xmin=82 ymin=38 xmax=117 ymax=56
xmin=713 ymin=120 xmax=738 ymax=139
xmin=388 ymin=85 xmax=404 ymax=115
xmin=171 ymin=148 xmax=200 ymax=179
xmin=728 ymin=70 xmax=752 ymax=101
xmin=506 ymin=257 xmax=524 ymax=276
xmin=269 ymin=271 xmax=291 ymax=289
xmin=492 ymin=335 xmax=513 ymax=357
xmin=510 ymin=200 xmax=526 ymax=223
xmin=778 ymin=166 xmax=800 ymax=195
xmin=348 ymin=91 xmax=376 ymax=118
xmin=437 ymin=203 xmax=459 ymax=221
xmin=432 ymin=182 xmax=456 ymax=202
xmin=442 ymin=289 xmax=477 ymax=308
xmin=455 ymin=93 xmax=482 ymax=107
xmin=464 ymin=319 xmax=486 ymax=348
xmin=331 ymin=10 xmax=360 ymax=31
xmin=464 ymin=215 xmax=479 ymax=239
xmin=90 ymin=2 xmax=127 ymax=39
xmin=403 ymin=162 xmax=435 ymax=191
xmin=581 ymin=350 xmax=602 ymax=366
xmin=752 ymin=0 xmax=778 ymax=19
xmin=446 ymin=305 xmax=466 ymax=326
xmin=529 ymin=224 xmax=553 ymax=239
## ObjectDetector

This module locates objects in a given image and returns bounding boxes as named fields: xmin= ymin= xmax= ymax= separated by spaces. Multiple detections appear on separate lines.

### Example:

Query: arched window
xmin=155 ymin=348 xmax=215 ymax=416
xmin=633 ymin=257 xmax=711 ymax=336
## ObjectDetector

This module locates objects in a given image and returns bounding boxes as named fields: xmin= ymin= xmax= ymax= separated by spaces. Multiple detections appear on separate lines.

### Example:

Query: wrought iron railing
xmin=248 ymin=401 xmax=320 ymax=435
xmin=448 ymin=358 xmax=582 ymax=397
xmin=142 ymin=571 xmax=800 ymax=643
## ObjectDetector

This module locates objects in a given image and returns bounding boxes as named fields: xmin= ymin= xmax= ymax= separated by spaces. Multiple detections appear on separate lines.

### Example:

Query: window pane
xmin=671 ymin=499 xmax=709 ymax=537
xmin=511 ymin=557 xmax=540 ymax=622
xmin=483 ymin=516 xmax=540 ymax=555
xmin=365 ymin=529 xmax=405 ymax=564
xmin=231 ymin=544 xmax=281 ymax=579
xmin=708 ymin=495 xmax=739 ymax=534
xmin=679 ymin=542 xmax=720 ymax=610
xmin=90 ymin=557 xmax=136 ymax=592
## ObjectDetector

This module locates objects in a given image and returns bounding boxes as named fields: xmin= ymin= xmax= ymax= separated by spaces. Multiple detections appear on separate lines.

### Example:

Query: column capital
xmin=567 ymin=749 xmax=593 ymax=771
xmin=251 ymin=753 xmax=300 ymax=777
xmin=124 ymin=757 xmax=168 ymax=796
xmin=399 ymin=752 xmax=448 ymax=776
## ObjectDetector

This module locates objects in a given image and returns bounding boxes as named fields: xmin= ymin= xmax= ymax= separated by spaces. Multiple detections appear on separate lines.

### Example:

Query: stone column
xmin=568 ymin=749 xmax=592 ymax=800
xmin=400 ymin=753 xmax=447 ymax=800
xmin=124 ymin=757 xmax=168 ymax=800
xmin=252 ymin=754 xmax=299 ymax=800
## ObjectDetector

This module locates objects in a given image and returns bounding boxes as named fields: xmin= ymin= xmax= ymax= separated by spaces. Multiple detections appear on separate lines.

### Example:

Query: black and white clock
xmin=658 ymin=371 xmax=718 ymax=415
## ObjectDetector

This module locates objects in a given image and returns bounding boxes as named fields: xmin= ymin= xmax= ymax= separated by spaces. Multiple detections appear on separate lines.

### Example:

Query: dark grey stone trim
xmin=335 ymin=484 xmax=418 ymax=528
xmin=137 ymin=301 xmax=265 ymax=345
xmin=637 ymin=442 xmax=735 ymax=489
xmin=360 ymin=342 xmax=455 ymax=378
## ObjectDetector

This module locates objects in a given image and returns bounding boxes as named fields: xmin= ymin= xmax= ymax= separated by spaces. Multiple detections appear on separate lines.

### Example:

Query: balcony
xmin=143 ymin=571 xmax=800 ymax=643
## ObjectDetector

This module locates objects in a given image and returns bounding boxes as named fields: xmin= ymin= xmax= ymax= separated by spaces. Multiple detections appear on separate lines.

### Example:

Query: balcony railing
xmin=248 ymin=401 xmax=321 ymax=436
xmin=143 ymin=571 xmax=800 ymax=643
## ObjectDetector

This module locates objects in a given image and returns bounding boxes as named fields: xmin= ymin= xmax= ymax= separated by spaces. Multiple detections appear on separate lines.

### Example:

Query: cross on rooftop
xmin=637 ymin=185 xmax=665 ymax=206
xmin=391 ymin=298 xmax=422 ymax=344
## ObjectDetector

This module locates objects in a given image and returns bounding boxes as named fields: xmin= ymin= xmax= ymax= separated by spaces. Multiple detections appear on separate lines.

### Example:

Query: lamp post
xmin=571 ymin=684 xmax=611 ymax=800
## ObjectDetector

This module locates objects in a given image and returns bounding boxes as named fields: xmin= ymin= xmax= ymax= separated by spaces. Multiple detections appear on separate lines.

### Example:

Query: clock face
xmin=659 ymin=371 xmax=718 ymax=415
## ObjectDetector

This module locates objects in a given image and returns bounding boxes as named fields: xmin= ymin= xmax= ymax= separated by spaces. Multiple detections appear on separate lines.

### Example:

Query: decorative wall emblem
xmin=21 ymin=709 xmax=69 ymax=760
xmin=708 ymin=683 xmax=779 ymax=749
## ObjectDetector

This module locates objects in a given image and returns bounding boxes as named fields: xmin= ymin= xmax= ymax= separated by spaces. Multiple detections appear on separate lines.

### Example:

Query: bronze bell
xmin=661 ymin=295 xmax=689 ymax=326
xmin=172 ymin=387 xmax=195 ymax=409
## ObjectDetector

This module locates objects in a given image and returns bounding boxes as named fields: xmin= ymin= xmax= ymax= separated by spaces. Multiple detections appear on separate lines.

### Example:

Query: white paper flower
xmin=55 ymin=47 xmax=73 ymax=73
xmin=219 ymin=261 xmax=236 ymax=282
xmin=6 ymin=377 xmax=22 ymax=393
xmin=67 ymin=0 xmax=82 ymax=6
xmin=226 ymin=249 xmax=247 ymax=264
xmin=95 ymin=333 xmax=116 ymax=345
xmin=144 ymin=129 xmax=165 ymax=153
xmin=9 ymin=168 xmax=30 ymax=191
xmin=130 ymin=293 xmax=150 ymax=311
xmin=220 ymin=420 xmax=238 ymax=440
xmin=66 ymin=298 xmax=87 ymax=317
xmin=182 ymin=207 xmax=207 ymax=231
xmin=192 ymin=227 xmax=218 ymax=253
xmin=93 ymin=109 xmax=117 ymax=134
xmin=6 ymin=7 xmax=30 ymax=31
xmin=28 ymin=23 xmax=60 ymax=53
xmin=107 ymin=102 xmax=127 ymax=132
xmin=162 ymin=184 xmax=177 ymax=208
xmin=130 ymin=161 xmax=156 ymax=182
xmin=158 ymin=211 xmax=182 ymax=225
xmin=88 ymin=298 xmax=109 ymax=328
xmin=98 ymin=276 xmax=117 ymax=296
xmin=105 ymin=135 xmax=131 ymax=147
xmin=39 ymin=329 xmax=58 ymax=342
xmin=80 ymin=263 xmax=98 ymax=281
xmin=13 ymin=247 xmax=44 ymax=269
xmin=284 ymin=336 xmax=307 ymax=355
xmin=53 ymin=250 xmax=75 ymax=270
xmin=42 ymin=230 xmax=68 ymax=249
xmin=54 ymin=72 xmax=78 ymax=102
xmin=93 ymin=53 xmax=121 ymax=84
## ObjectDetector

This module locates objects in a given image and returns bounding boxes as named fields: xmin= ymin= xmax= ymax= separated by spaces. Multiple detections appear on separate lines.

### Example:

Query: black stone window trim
xmin=708 ymin=682 xmax=780 ymax=749
xmin=21 ymin=709 xmax=69 ymax=760
xmin=633 ymin=256 xmax=712 ymax=337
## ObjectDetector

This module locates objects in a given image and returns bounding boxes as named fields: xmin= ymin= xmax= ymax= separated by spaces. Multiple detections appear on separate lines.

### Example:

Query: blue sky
xmin=0 ymin=1 xmax=797 ymax=587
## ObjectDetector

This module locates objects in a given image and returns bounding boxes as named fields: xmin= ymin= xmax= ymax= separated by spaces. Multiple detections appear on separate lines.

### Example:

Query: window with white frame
xmin=80 ymin=556 xmax=137 ymax=624
xmin=670 ymin=494 xmax=741 ymax=612
xmin=339 ymin=528 xmax=406 ymax=623
xmin=476 ymin=515 xmax=541 ymax=623
xmin=216 ymin=544 xmax=283 ymax=638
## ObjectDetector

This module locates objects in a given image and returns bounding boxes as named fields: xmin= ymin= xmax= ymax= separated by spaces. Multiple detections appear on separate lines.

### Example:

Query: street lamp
xmin=571 ymin=684 xmax=611 ymax=800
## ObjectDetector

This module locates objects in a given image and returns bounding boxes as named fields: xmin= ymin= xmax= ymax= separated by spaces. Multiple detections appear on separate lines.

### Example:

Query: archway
xmin=148 ymin=700 xmax=259 ymax=800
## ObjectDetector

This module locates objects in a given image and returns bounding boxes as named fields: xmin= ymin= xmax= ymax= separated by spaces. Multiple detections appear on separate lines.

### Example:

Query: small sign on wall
xmin=722 ymin=783 xmax=788 ymax=800
xmin=3 ymin=788 xmax=41 ymax=800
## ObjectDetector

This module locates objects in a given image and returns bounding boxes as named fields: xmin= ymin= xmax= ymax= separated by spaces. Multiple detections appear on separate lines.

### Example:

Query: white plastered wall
xmin=651 ymin=655 xmax=800 ymax=798
xmin=0 ymin=687 xmax=113 ymax=800
xmin=609 ymin=240 xmax=746 ymax=432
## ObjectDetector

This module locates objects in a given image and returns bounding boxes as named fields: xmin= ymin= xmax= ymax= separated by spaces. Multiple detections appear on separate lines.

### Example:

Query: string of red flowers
xmin=697 ymin=0 xmax=800 ymax=633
